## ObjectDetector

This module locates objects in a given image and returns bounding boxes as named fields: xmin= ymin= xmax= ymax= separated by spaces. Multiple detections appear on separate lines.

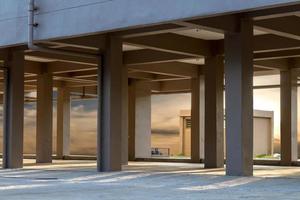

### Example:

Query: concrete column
xmin=134 ymin=81 xmax=152 ymax=159
xmin=224 ymin=18 xmax=253 ymax=176
xmin=97 ymin=35 xmax=123 ymax=172
xmin=128 ymin=80 xmax=152 ymax=160
xmin=121 ymin=65 xmax=129 ymax=165
xmin=56 ymin=87 xmax=71 ymax=159
xmin=280 ymin=69 xmax=298 ymax=165
xmin=199 ymin=77 xmax=205 ymax=160
xmin=3 ymin=50 xmax=24 ymax=169
xmin=128 ymin=80 xmax=136 ymax=161
xmin=36 ymin=70 xmax=53 ymax=163
xmin=191 ymin=73 xmax=204 ymax=163
xmin=204 ymin=56 xmax=224 ymax=168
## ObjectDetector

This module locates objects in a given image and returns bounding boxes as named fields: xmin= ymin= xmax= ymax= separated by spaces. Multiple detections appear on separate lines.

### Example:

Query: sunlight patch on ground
xmin=179 ymin=177 xmax=262 ymax=191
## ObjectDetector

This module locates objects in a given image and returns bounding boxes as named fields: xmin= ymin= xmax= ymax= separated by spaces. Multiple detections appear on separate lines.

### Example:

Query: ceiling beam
xmin=152 ymin=79 xmax=191 ymax=93
xmin=125 ymin=33 xmax=211 ymax=57
xmin=128 ymin=71 xmax=155 ymax=80
xmin=255 ymin=16 xmax=300 ymax=40
xmin=68 ymin=86 xmax=97 ymax=96
xmin=175 ymin=14 xmax=239 ymax=33
xmin=246 ymin=3 xmax=300 ymax=20
xmin=254 ymin=49 xmax=300 ymax=60
xmin=116 ymin=23 xmax=188 ymax=38
xmin=254 ymin=59 xmax=289 ymax=71
xmin=25 ymin=51 xmax=98 ymax=65
xmin=47 ymin=62 xmax=97 ymax=74
xmin=47 ymin=34 xmax=106 ymax=50
xmin=128 ymin=62 xmax=200 ymax=78
xmin=124 ymin=49 xmax=194 ymax=65
xmin=254 ymin=34 xmax=300 ymax=52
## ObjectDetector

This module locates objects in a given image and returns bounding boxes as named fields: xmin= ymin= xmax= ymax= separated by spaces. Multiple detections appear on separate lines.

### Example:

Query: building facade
xmin=0 ymin=0 xmax=300 ymax=176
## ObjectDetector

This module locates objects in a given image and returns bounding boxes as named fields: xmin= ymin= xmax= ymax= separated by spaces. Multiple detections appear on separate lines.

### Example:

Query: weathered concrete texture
xmin=2 ymin=51 xmax=24 ymax=169
xmin=0 ymin=160 xmax=300 ymax=200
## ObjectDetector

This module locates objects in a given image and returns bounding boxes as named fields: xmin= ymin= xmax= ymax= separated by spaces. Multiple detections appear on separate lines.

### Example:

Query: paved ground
xmin=0 ymin=160 xmax=299 ymax=200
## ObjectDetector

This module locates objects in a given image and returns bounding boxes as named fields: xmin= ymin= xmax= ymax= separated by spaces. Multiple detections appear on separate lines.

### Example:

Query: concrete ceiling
xmin=1 ymin=6 xmax=300 ymax=96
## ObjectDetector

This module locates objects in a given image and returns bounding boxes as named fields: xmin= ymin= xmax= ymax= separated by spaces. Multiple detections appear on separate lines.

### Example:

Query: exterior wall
xmin=0 ymin=0 xmax=299 ymax=47
xmin=177 ymin=109 xmax=274 ymax=157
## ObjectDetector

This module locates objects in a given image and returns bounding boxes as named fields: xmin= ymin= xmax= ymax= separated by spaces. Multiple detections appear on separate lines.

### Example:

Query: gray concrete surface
xmin=0 ymin=160 xmax=299 ymax=199
xmin=1 ymin=0 xmax=299 ymax=47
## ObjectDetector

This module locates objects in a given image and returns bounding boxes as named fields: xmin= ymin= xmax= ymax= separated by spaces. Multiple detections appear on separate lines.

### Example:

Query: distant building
xmin=179 ymin=110 xmax=274 ymax=158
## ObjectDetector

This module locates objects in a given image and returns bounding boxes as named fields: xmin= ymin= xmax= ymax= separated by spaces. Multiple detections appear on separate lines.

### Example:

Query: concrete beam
xmin=128 ymin=62 xmax=200 ymax=78
xmin=254 ymin=34 xmax=300 ymax=52
xmin=177 ymin=14 xmax=239 ymax=33
xmin=125 ymin=33 xmax=211 ymax=57
xmin=26 ymin=52 xmax=98 ymax=66
xmin=255 ymin=16 xmax=300 ymax=40
xmin=128 ymin=71 xmax=155 ymax=80
xmin=48 ymin=62 xmax=97 ymax=74
xmin=124 ymin=49 xmax=194 ymax=65
xmin=254 ymin=49 xmax=300 ymax=60
xmin=254 ymin=59 xmax=289 ymax=71
xmin=159 ymin=79 xmax=191 ymax=93
xmin=117 ymin=23 xmax=187 ymax=38
xmin=247 ymin=3 xmax=300 ymax=20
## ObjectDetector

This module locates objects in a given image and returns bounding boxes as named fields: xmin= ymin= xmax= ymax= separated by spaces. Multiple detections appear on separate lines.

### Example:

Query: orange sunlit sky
xmin=0 ymin=74 xmax=298 ymax=155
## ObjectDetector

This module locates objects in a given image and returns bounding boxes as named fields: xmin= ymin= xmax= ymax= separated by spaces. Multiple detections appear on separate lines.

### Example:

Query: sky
xmin=0 ymin=74 xmax=298 ymax=155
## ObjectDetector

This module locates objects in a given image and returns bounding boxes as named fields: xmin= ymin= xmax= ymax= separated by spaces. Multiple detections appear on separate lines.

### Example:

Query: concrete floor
xmin=0 ymin=160 xmax=299 ymax=200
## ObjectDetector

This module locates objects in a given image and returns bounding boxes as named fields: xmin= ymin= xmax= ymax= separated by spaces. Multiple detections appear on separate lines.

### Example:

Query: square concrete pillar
xmin=36 ymin=70 xmax=53 ymax=163
xmin=127 ymin=80 xmax=152 ymax=160
xmin=97 ymin=35 xmax=123 ymax=172
xmin=224 ymin=18 xmax=254 ymax=176
xmin=2 ymin=50 xmax=24 ymax=169
xmin=191 ymin=73 xmax=204 ymax=163
xmin=204 ymin=56 xmax=224 ymax=168
xmin=135 ymin=81 xmax=152 ymax=159
xmin=56 ymin=87 xmax=71 ymax=159
xmin=280 ymin=69 xmax=298 ymax=165
xmin=121 ymin=65 xmax=129 ymax=165
xmin=128 ymin=80 xmax=135 ymax=161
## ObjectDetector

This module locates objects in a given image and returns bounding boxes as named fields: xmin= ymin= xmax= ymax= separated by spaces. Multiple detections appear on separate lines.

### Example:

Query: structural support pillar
xmin=56 ymin=87 xmax=71 ymax=159
xmin=36 ymin=70 xmax=53 ymax=163
xmin=128 ymin=80 xmax=152 ymax=159
xmin=128 ymin=80 xmax=136 ymax=161
xmin=204 ymin=56 xmax=224 ymax=168
xmin=3 ymin=50 xmax=24 ymax=169
xmin=97 ymin=35 xmax=123 ymax=172
xmin=121 ymin=65 xmax=129 ymax=165
xmin=225 ymin=18 xmax=253 ymax=176
xmin=280 ymin=69 xmax=298 ymax=165
xmin=135 ymin=81 xmax=152 ymax=159
xmin=191 ymin=72 xmax=203 ymax=163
